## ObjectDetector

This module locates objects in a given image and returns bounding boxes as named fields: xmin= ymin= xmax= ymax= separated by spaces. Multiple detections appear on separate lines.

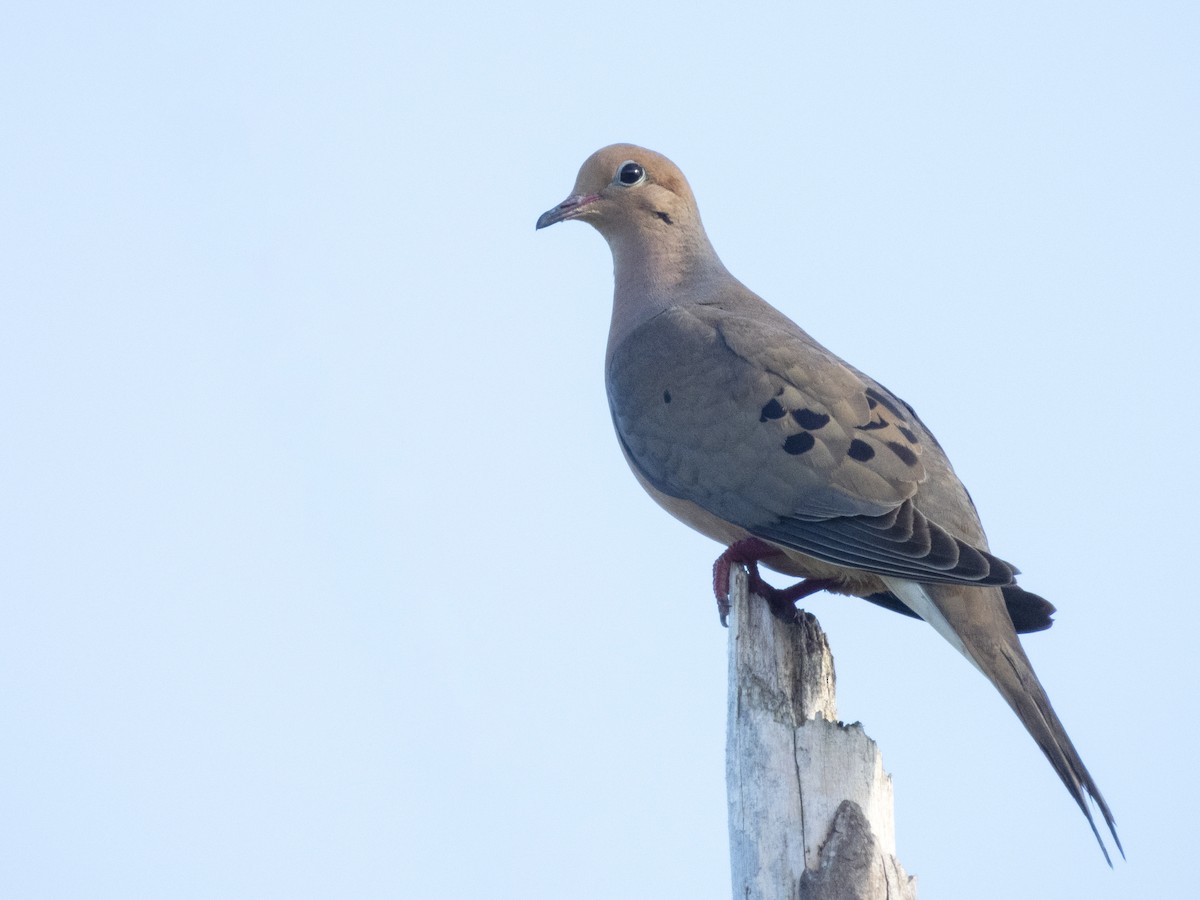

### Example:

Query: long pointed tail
xmin=883 ymin=577 xmax=1122 ymax=864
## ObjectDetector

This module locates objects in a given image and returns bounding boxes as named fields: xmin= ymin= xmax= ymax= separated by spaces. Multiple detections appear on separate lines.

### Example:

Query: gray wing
xmin=606 ymin=303 xmax=1016 ymax=586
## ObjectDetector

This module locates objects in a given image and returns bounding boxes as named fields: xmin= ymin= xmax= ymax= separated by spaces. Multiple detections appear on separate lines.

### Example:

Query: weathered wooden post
xmin=725 ymin=566 xmax=917 ymax=900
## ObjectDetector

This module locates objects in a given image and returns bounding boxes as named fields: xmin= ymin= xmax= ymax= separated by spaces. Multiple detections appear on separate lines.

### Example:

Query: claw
xmin=712 ymin=538 xmax=835 ymax=626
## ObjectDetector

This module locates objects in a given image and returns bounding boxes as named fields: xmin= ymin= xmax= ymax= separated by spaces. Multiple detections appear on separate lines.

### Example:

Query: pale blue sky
xmin=2 ymin=3 xmax=1197 ymax=898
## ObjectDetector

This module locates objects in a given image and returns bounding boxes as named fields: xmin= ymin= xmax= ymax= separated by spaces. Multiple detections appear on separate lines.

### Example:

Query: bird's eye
xmin=616 ymin=161 xmax=645 ymax=186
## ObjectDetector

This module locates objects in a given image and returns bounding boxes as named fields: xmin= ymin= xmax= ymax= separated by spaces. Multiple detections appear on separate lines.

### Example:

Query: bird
xmin=536 ymin=143 xmax=1121 ymax=862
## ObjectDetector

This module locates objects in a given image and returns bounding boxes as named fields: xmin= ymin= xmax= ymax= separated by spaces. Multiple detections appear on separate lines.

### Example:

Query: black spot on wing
xmin=847 ymin=439 xmax=875 ymax=461
xmin=856 ymin=418 xmax=889 ymax=431
xmin=791 ymin=408 xmax=830 ymax=430
xmin=783 ymin=432 xmax=816 ymax=455
xmin=867 ymin=381 xmax=945 ymax=450
xmin=663 ymin=390 xmax=671 ymax=404
xmin=864 ymin=387 xmax=908 ymax=422
xmin=760 ymin=398 xmax=785 ymax=421
xmin=887 ymin=441 xmax=919 ymax=467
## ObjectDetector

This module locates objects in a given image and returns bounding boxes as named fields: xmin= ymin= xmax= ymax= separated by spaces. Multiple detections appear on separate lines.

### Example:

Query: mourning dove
xmin=537 ymin=143 xmax=1121 ymax=862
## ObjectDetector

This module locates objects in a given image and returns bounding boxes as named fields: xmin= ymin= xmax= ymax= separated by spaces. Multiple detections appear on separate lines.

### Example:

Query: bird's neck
xmin=604 ymin=225 xmax=732 ymax=364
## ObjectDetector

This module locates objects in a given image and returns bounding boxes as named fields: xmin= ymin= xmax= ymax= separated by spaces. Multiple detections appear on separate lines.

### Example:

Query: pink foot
xmin=712 ymin=538 xmax=834 ymax=626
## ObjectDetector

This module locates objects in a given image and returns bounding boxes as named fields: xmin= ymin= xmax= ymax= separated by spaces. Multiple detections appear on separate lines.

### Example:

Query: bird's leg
xmin=713 ymin=538 xmax=776 ymax=622
xmin=713 ymin=538 xmax=835 ymax=626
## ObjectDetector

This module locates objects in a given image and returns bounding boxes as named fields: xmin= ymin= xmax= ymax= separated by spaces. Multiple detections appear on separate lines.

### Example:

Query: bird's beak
xmin=536 ymin=193 xmax=600 ymax=230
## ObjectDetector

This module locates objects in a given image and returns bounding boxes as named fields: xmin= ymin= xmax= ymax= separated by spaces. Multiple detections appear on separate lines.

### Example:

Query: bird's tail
xmin=882 ymin=577 xmax=1122 ymax=864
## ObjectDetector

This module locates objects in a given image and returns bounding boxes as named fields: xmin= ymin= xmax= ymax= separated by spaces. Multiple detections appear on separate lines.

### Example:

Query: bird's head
xmin=535 ymin=143 xmax=699 ymax=240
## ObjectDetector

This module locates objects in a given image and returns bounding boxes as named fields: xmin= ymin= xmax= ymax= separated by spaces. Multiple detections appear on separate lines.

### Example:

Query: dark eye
xmin=617 ymin=161 xmax=645 ymax=186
